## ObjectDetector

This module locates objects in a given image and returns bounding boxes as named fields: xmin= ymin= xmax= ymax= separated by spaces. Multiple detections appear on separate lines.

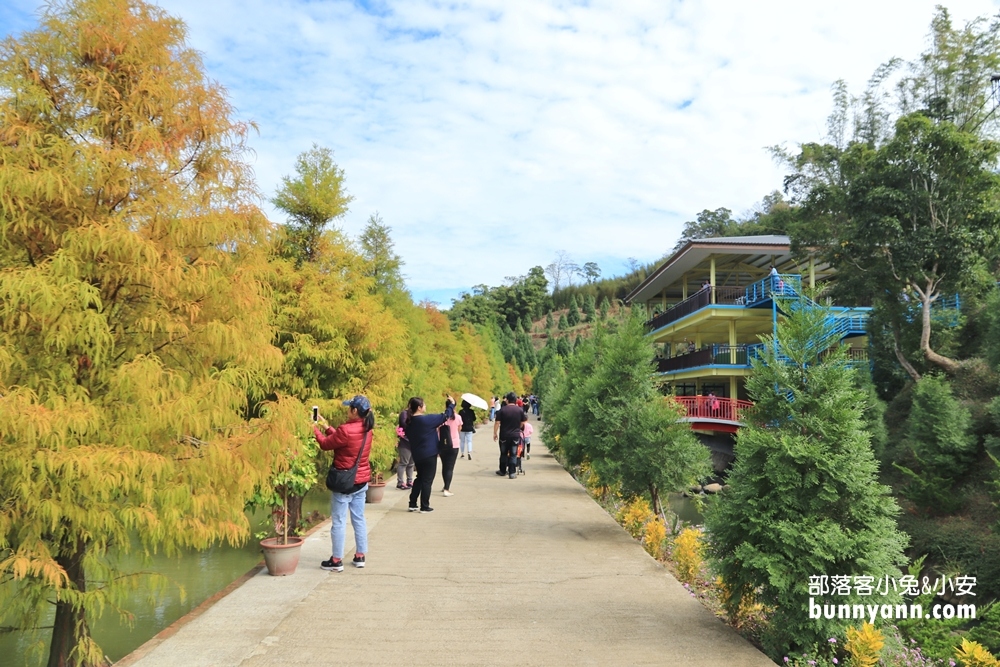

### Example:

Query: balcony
xmin=645 ymin=275 xmax=802 ymax=331
xmin=655 ymin=343 xmax=764 ymax=373
xmin=671 ymin=396 xmax=754 ymax=423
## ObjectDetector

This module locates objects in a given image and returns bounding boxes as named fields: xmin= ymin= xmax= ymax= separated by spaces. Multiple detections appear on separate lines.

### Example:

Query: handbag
xmin=437 ymin=423 xmax=454 ymax=455
xmin=325 ymin=431 xmax=370 ymax=494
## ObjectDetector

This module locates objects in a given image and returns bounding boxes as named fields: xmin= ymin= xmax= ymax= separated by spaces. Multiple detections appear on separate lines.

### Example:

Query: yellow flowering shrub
xmin=643 ymin=517 xmax=667 ymax=559
xmin=617 ymin=497 xmax=654 ymax=538
xmin=673 ymin=527 xmax=704 ymax=585
xmin=845 ymin=622 xmax=884 ymax=667
xmin=955 ymin=638 xmax=1000 ymax=667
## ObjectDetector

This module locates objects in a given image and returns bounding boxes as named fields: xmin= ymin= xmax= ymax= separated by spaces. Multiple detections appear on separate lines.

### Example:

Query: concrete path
xmin=120 ymin=418 xmax=774 ymax=666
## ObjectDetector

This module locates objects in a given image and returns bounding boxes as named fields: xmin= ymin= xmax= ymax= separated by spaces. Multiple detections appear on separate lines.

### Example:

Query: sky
xmin=3 ymin=0 xmax=1000 ymax=306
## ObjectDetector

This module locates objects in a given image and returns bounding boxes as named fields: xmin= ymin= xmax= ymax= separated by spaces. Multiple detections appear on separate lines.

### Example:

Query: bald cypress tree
xmin=0 ymin=2 xmax=298 ymax=664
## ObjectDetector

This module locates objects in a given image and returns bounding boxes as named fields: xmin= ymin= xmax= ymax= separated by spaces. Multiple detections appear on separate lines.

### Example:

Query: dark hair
xmin=358 ymin=406 xmax=375 ymax=432
xmin=405 ymin=397 xmax=424 ymax=426
xmin=506 ymin=391 xmax=517 ymax=403
xmin=461 ymin=399 xmax=471 ymax=410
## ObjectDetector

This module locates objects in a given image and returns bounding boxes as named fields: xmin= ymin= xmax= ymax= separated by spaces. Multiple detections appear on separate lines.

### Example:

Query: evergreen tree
xmin=498 ymin=322 xmax=517 ymax=362
xmin=558 ymin=313 xmax=569 ymax=331
xmin=556 ymin=336 xmax=572 ymax=358
xmin=598 ymin=296 xmax=611 ymax=320
xmin=705 ymin=299 xmax=907 ymax=659
xmin=520 ymin=316 xmax=533 ymax=334
xmin=567 ymin=295 xmax=581 ymax=326
xmin=547 ymin=314 xmax=709 ymax=514
xmin=546 ymin=311 xmax=554 ymax=329
xmin=894 ymin=374 xmax=976 ymax=512
xmin=583 ymin=294 xmax=597 ymax=322
xmin=273 ymin=144 xmax=352 ymax=265
xmin=358 ymin=212 xmax=406 ymax=299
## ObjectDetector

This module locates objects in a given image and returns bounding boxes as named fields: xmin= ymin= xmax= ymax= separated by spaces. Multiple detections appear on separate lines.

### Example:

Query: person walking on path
xmin=488 ymin=395 xmax=497 ymax=422
xmin=395 ymin=408 xmax=415 ymax=490
xmin=458 ymin=400 xmax=476 ymax=460
xmin=403 ymin=396 xmax=455 ymax=513
xmin=494 ymin=391 xmax=523 ymax=479
xmin=520 ymin=413 xmax=533 ymax=460
xmin=439 ymin=402 xmax=461 ymax=496
xmin=313 ymin=395 xmax=375 ymax=572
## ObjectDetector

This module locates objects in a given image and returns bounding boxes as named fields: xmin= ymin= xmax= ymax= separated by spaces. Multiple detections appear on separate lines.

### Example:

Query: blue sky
xmin=3 ymin=0 xmax=1000 ymax=306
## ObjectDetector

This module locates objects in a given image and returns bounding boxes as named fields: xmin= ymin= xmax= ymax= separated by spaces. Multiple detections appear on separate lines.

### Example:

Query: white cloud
xmin=7 ymin=0 xmax=1000 ymax=304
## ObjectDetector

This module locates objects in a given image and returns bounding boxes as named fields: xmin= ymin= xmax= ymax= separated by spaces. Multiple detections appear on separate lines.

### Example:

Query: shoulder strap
xmin=349 ymin=430 xmax=369 ymax=469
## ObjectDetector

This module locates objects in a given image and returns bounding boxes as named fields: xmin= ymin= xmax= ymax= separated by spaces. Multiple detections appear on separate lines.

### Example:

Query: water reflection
xmin=1 ymin=486 xmax=331 ymax=667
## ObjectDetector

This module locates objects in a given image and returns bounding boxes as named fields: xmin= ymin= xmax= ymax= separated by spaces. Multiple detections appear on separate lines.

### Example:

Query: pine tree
xmin=558 ymin=313 xmax=569 ymax=331
xmin=0 ymin=2 xmax=298 ymax=663
xmin=893 ymin=374 xmax=976 ymax=512
xmin=567 ymin=295 xmax=581 ymax=326
xmin=545 ymin=311 xmax=554 ymax=329
xmin=520 ymin=316 xmax=533 ymax=335
xmin=556 ymin=336 xmax=572 ymax=358
xmin=583 ymin=294 xmax=597 ymax=322
xmin=705 ymin=299 xmax=906 ymax=659
xmin=598 ymin=296 xmax=611 ymax=320
xmin=358 ymin=212 xmax=406 ymax=300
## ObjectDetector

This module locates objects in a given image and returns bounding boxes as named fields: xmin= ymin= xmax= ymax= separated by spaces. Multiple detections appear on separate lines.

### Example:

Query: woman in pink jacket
xmin=314 ymin=395 xmax=374 ymax=572
xmin=439 ymin=400 xmax=462 ymax=497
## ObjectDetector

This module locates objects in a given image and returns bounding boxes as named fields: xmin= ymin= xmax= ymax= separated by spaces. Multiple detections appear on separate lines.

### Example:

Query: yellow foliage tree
xmin=673 ymin=527 xmax=705 ymax=585
xmin=0 ymin=1 xmax=296 ymax=665
xmin=955 ymin=639 xmax=1000 ymax=667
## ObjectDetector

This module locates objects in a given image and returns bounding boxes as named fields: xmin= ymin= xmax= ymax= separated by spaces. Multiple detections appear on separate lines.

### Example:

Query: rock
xmin=703 ymin=483 xmax=723 ymax=494
xmin=689 ymin=485 xmax=702 ymax=494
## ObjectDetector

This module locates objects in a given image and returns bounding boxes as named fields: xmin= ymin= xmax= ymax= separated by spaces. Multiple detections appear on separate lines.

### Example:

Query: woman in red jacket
xmin=314 ymin=395 xmax=374 ymax=572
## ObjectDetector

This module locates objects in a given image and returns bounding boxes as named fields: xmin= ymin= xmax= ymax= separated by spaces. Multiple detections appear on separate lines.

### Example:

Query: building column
xmin=710 ymin=255 xmax=716 ymax=304
xmin=682 ymin=273 xmax=687 ymax=300
xmin=729 ymin=376 xmax=737 ymax=401
xmin=809 ymin=255 xmax=816 ymax=289
xmin=728 ymin=319 xmax=737 ymax=364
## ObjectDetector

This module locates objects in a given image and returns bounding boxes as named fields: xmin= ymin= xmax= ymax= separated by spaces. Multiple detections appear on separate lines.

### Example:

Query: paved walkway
xmin=120 ymin=418 xmax=774 ymax=666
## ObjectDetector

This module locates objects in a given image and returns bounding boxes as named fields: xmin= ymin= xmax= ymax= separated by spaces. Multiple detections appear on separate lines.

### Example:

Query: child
xmin=520 ymin=414 xmax=534 ymax=460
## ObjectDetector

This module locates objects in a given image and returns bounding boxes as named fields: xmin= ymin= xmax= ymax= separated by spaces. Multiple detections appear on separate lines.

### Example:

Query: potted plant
xmin=365 ymin=426 xmax=394 ymax=504
xmin=248 ymin=431 xmax=318 ymax=575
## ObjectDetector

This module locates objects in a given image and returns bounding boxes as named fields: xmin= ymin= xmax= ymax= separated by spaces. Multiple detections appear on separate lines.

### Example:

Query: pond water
xmin=1 ymin=488 xmax=331 ymax=667
xmin=667 ymin=493 xmax=706 ymax=525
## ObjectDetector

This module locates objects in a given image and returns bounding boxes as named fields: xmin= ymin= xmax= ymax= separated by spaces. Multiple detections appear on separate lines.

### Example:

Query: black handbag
xmin=437 ymin=423 xmax=454 ymax=455
xmin=325 ymin=431 xmax=370 ymax=493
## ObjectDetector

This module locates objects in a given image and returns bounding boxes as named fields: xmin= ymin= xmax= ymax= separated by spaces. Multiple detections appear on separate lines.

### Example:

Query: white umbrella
xmin=461 ymin=393 xmax=489 ymax=410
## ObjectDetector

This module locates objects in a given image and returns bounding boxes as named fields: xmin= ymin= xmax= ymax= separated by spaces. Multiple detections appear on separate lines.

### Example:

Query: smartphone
xmin=312 ymin=406 xmax=319 ymax=422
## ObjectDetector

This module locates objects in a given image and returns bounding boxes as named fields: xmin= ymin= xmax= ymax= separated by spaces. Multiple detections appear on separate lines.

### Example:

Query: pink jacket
xmin=521 ymin=422 xmax=534 ymax=439
xmin=441 ymin=415 xmax=461 ymax=449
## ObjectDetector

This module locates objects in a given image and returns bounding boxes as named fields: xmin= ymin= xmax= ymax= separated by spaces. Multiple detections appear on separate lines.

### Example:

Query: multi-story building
xmin=624 ymin=235 xmax=870 ymax=468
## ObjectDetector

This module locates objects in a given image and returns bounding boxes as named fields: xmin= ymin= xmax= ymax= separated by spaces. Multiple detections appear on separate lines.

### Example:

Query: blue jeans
xmin=330 ymin=484 xmax=368 ymax=560
xmin=459 ymin=431 xmax=474 ymax=454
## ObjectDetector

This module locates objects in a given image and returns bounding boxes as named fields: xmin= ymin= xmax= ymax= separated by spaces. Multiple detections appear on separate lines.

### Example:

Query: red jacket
xmin=314 ymin=417 xmax=372 ymax=485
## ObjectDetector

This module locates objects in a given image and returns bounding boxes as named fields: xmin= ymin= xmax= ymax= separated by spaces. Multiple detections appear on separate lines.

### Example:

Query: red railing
xmin=670 ymin=396 xmax=754 ymax=422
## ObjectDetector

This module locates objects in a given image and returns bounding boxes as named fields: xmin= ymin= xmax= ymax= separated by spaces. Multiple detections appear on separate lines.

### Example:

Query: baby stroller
xmin=515 ymin=433 xmax=526 ymax=475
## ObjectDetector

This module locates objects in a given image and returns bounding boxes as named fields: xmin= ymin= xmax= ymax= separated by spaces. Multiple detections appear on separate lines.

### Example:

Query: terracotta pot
xmin=260 ymin=536 xmax=304 ymax=576
xmin=365 ymin=481 xmax=386 ymax=504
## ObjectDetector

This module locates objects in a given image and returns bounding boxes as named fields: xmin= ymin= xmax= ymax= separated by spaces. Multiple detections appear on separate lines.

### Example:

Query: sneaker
xmin=460 ymin=454 xmax=465 ymax=459
xmin=396 ymin=483 xmax=406 ymax=490
xmin=509 ymin=473 xmax=517 ymax=479
xmin=352 ymin=554 xmax=365 ymax=568
xmin=495 ymin=470 xmax=505 ymax=476
xmin=467 ymin=453 xmax=472 ymax=460
xmin=408 ymin=505 xmax=419 ymax=512
xmin=405 ymin=482 xmax=413 ymax=489
xmin=443 ymin=489 xmax=454 ymax=497
xmin=526 ymin=453 xmax=530 ymax=459
xmin=321 ymin=558 xmax=344 ymax=572
xmin=419 ymin=507 xmax=434 ymax=513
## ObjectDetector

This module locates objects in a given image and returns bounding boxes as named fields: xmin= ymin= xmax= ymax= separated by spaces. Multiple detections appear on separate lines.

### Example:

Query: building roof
xmin=625 ymin=235 xmax=830 ymax=304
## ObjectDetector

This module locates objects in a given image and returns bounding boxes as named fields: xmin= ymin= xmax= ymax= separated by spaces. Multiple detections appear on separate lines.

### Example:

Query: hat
xmin=342 ymin=395 xmax=371 ymax=413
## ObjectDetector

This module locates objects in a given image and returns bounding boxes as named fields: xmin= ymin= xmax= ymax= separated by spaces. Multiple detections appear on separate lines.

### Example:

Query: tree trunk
xmin=917 ymin=289 xmax=960 ymax=374
xmin=286 ymin=494 xmax=303 ymax=537
xmin=47 ymin=540 xmax=104 ymax=667
xmin=891 ymin=327 xmax=921 ymax=382
xmin=648 ymin=483 xmax=663 ymax=518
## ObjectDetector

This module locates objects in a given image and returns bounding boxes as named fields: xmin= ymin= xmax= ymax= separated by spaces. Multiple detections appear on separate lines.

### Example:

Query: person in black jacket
xmin=403 ymin=396 xmax=455 ymax=513
xmin=458 ymin=400 xmax=476 ymax=460
xmin=493 ymin=391 xmax=524 ymax=479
